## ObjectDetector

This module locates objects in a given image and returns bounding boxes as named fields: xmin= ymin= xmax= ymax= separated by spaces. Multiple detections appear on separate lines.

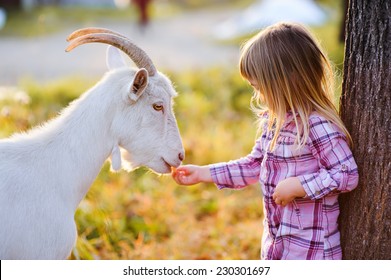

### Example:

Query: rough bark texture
xmin=0 ymin=0 xmax=21 ymax=10
xmin=339 ymin=0 xmax=391 ymax=259
xmin=339 ymin=0 xmax=349 ymax=43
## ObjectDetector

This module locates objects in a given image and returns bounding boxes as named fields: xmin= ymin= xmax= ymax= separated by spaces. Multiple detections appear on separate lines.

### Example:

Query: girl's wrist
xmin=200 ymin=166 xmax=213 ymax=183
xmin=290 ymin=177 xmax=306 ymax=198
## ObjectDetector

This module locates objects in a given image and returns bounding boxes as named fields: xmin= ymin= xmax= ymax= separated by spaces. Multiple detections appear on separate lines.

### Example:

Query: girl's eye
xmin=153 ymin=104 xmax=164 ymax=111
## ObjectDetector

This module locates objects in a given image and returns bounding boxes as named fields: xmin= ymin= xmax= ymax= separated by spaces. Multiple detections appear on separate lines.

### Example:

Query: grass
xmin=0 ymin=6 xmax=130 ymax=37
xmin=0 ymin=0 xmax=255 ymax=37
xmin=0 ymin=3 xmax=182 ymax=37
xmin=173 ymin=0 xmax=256 ymax=10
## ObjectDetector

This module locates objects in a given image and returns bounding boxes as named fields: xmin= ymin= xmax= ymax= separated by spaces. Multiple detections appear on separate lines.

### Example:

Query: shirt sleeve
xmin=297 ymin=117 xmax=359 ymax=200
xmin=209 ymin=138 xmax=263 ymax=190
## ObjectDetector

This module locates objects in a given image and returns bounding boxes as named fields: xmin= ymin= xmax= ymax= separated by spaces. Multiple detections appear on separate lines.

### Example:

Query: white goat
xmin=0 ymin=28 xmax=184 ymax=259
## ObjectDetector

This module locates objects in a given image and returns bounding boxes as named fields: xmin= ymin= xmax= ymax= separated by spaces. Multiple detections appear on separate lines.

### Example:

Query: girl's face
xmin=247 ymin=78 xmax=265 ymax=103
xmin=247 ymin=78 xmax=259 ymax=91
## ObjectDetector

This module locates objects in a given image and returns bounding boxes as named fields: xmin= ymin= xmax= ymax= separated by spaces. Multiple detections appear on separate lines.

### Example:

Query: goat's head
xmin=66 ymin=28 xmax=184 ymax=174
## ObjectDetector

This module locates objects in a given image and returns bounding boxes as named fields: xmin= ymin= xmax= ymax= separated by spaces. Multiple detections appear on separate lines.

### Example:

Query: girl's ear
xmin=106 ymin=46 xmax=127 ymax=70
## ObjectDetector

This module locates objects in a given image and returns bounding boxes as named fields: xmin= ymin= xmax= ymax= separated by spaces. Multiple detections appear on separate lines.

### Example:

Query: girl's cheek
xmin=258 ymin=92 xmax=265 ymax=103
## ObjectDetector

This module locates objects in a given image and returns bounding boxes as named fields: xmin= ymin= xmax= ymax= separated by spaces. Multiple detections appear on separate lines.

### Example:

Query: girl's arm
xmin=272 ymin=177 xmax=306 ymax=206
xmin=172 ymin=165 xmax=213 ymax=185
xmin=173 ymin=138 xmax=264 ymax=189
xmin=297 ymin=117 xmax=359 ymax=200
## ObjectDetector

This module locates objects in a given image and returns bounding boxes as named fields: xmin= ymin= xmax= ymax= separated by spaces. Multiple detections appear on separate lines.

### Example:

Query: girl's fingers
xmin=172 ymin=165 xmax=201 ymax=185
xmin=273 ymin=196 xmax=287 ymax=207
xmin=176 ymin=166 xmax=190 ymax=175
xmin=171 ymin=169 xmax=190 ymax=185
xmin=178 ymin=174 xmax=190 ymax=185
xmin=171 ymin=166 xmax=188 ymax=177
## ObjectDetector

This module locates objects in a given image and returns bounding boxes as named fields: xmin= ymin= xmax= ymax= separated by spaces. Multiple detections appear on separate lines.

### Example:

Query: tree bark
xmin=339 ymin=0 xmax=391 ymax=259
xmin=0 ymin=0 xmax=21 ymax=10
xmin=339 ymin=0 xmax=349 ymax=43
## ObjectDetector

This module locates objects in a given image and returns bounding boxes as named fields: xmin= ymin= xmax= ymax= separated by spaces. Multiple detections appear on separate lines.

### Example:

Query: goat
xmin=0 ymin=28 xmax=184 ymax=259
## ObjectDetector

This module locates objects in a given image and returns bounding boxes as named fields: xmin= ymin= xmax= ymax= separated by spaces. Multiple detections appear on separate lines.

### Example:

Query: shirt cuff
xmin=209 ymin=163 xmax=233 ymax=190
xmin=298 ymin=169 xmax=337 ymax=200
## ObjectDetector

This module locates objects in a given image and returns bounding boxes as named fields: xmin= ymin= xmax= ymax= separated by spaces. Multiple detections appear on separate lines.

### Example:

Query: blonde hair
xmin=239 ymin=22 xmax=352 ymax=150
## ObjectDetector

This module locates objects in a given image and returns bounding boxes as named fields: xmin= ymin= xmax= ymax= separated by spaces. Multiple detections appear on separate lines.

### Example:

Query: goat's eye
xmin=153 ymin=104 xmax=164 ymax=111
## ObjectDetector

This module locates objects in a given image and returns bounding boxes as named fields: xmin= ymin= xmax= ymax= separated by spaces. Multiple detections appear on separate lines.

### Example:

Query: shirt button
xmin=341 ymin=164 xmax=348 ymax=171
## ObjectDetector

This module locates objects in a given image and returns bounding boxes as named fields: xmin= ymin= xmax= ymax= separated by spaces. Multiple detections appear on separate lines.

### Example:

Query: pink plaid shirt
xmin=209 ymin=112 xmax=359 ymax=260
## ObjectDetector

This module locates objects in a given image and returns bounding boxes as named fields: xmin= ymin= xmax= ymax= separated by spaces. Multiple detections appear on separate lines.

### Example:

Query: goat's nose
xmin=178 ymin=152 xmax=185 ymax=161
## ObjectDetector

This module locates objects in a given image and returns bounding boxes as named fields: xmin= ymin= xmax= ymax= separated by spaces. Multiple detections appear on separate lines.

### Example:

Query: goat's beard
xmin=109 ymin=147 xmax=137 ymax=172
xmin=112 ymin=147 xmax=171 ymax=175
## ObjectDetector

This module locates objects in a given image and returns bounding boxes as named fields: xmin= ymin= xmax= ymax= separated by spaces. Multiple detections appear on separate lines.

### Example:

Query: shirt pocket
xmin=291 ymin=200 xmax=304 ymax=230
xmin=278 ymin=202 xmax=305 ymax=235
xmin=291 ymin=199 xmax=320 ymax=230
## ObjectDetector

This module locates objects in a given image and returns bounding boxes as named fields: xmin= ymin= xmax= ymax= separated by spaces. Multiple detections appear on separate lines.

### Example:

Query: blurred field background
xmin=0 ymin=0 xmax=344 ymax=259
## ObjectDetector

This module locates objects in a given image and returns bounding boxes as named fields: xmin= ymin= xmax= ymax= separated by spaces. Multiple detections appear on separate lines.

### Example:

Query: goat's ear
xmin=106 ymin=46 xmax=126 ymax=70
xmin=128 ymin=68 xmax=148 ymax=103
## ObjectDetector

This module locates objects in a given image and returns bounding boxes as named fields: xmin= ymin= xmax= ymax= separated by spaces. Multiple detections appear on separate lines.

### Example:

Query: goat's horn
xmin=66 ymin=27 xmax=126 ymax=42
xmin=66 ymin=29 xmax=157 ymax=76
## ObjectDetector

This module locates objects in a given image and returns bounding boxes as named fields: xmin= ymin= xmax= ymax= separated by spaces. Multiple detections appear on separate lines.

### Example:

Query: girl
xmin=172 ymin=22 xmax=359 ymax=260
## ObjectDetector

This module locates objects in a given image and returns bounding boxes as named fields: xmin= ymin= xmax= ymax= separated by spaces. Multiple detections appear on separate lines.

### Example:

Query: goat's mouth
xmin=162 ymin=158 xmax=173 ymax=170
xmin=161 ymin=158 xmax=180 ymax=174
xmin=147 ymin=158 xmax=180 ymax=174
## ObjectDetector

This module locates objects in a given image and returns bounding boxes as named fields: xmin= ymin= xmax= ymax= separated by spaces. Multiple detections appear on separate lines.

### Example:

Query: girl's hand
xmin=272 ymin=177 xmax=306 ymax=206
xmin=172 ymin=165 xmax=212 ymax=186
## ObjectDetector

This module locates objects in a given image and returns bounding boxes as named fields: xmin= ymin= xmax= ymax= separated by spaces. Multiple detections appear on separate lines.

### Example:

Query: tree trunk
xmin=339 ymin=0 xmax=391 ymax=259
xmin=0 ymin=0 xmax=21 ymax=10
xmin=339 ymin=0 xmax=349 ymax=43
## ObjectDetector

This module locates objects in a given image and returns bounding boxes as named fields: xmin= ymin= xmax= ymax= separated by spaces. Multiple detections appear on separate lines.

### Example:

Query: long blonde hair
xmin=239 ymin=22 xmax=352 ymax=150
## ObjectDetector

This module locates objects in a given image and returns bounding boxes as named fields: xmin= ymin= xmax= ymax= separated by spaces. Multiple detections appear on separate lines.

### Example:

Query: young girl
xmin=172 ymin=22 xmax=359 ymax=260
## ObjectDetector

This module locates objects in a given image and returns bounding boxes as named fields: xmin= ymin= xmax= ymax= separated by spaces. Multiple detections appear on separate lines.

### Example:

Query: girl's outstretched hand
xmin=171 ymin=165 xmax=212 ymax=186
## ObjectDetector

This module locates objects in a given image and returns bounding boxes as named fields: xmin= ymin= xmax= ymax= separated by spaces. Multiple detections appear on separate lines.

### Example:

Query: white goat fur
xmin=0 ymin=46 xmax=184 ymax=259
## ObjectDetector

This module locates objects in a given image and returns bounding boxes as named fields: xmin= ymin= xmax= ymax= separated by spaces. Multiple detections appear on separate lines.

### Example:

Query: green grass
xmin=0 ymin=3 xmax=181 ymax=37
xmin=0 ymin=0 xmax=254 ymax=37
xmin=173 ymin=0 xmax=256 ymax=10
xmin=0 ymin=6 xmax=131 ymax=37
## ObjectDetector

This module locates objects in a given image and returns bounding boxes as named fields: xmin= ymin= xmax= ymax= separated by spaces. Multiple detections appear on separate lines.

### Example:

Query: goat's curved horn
xmin=66 ymin=28 xmax=157 ymax=76
xmin=66 ymin=27 xmax=126 ymax=42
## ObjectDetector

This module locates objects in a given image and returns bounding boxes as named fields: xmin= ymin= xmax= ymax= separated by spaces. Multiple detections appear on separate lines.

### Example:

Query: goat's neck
xmin=49 ymin=87 xmax=117 ymax=211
